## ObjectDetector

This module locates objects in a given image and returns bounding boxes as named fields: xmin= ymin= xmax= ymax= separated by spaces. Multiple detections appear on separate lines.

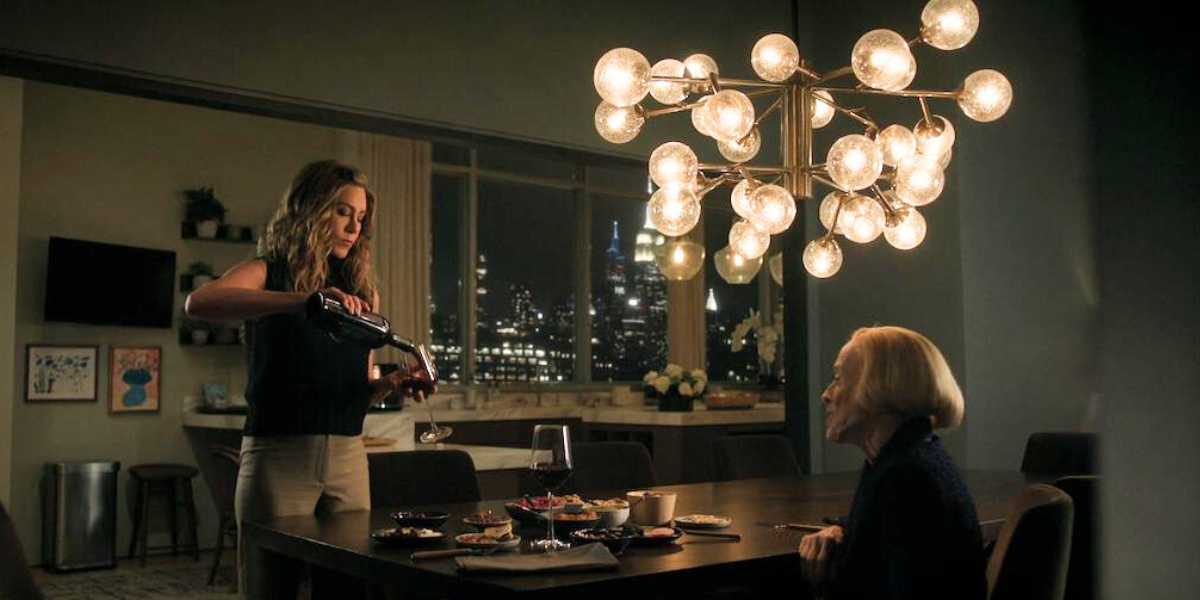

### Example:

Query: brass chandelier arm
xmin=754 ymin=94 xmax=786 ymax=127
xmin=812 ymin=174 xmax=846 ymax=193
xmin=819 ymin=95 xmax=880 ymax=131
xmin=795 ymin=65 xmax=822 ymax=80
xmin=813 ymin=66 xmax=855 ymax=85
xmin=700 ymin=163 xmax=789 ymax=174
xmin=813 ymin=86 xmax=959 ymax=100
xmin=919 ymin=98 xmax=935 ymax=128
xmin=870 ymin=183 xmax=900 ymax=219
xmin=645 ymin=87 xmax=784 ymax=119
xmin=649 ymin=76 xmax=788 ymax=89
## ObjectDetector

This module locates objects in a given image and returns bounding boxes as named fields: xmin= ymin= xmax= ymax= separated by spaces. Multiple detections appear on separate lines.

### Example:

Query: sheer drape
xmin=336 ymin=131 xmax=433 ymax=365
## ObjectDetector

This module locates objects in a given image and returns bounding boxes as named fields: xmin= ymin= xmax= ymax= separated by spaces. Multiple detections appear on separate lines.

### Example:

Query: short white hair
xmin=848 ymin=326 xmax=964 ymax=429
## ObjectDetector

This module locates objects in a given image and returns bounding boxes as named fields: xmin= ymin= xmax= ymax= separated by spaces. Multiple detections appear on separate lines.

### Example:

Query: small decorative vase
xmin=190 ymin=329 xmax=210 ymax=345
xmin=657 ymin=390 xmax=694 ymax=412
xmin=122 ymin=368 xmax=153 ymax=407
xmin=191 ymin=274 xmax=213 ymax=289
xmin=196 ymin=220 xmax=219 ymax=239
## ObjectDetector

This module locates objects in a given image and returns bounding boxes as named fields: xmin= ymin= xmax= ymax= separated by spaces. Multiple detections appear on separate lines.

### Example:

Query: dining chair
xmin=207 ymin=445 xmax=241 ymax=588
xmin=1020 ymin=432 xmax=1097 ymax=476
xmin=0 ymin=499 xmax=43 ymax=599
xmin=556 ymin=442 xmax=657 ymax=495
xmin=712 ymin=434 xmax=802 ymax=481
xmin=367 ymin=450 xmax=481 ymax=508
xmin=1054 ymin=475 xmax=1099 ymax=600
xmin=986 ymin=483 xmax=1075 ymax=600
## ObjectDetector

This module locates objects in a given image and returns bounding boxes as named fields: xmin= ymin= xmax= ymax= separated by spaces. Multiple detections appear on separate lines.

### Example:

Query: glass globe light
xmin=594 ymin=48 xmax=651 ymax=107
xmin=768 ymin=253 xmax=783 ymax=286
xmin=827 ymin=134 xmax=884 ymax=191
xmin=884 ymin=206 xmax=928 ymax=250
xmin=921 ymin=0 xmax=980 ymax=51
xmin=648 ymin=141 xmax=698 ymax=188
xmin=876 ymin=124 xmax=916 ymax=167
xmin=594 ymin=101 xmax=645 ymax=144
xmin=894 ymin=154 xmax=945 ymax=206
xmin=913 ymin=115 xmax=956 ymax=158
xmin=851 ymin=29 xmax=917 ymax=91
xmin=819 ymin=191 xmax=849 ymax=234
xmin=730 ymin=180 xmax=756 ymax=219
xmin=702 ymin=90 xmax=755 ymax=142
xmin=729 ymin=220 xmax=771 ymax=260
xmin=655 ymin=238 xmax=706 ymax=281
xmin=840 ymin=194 xmax=885 ymax=243
xmin=811 ymin=90 xmax=836 ymax=129
xmin=647 ymin=186 xmax=701 ymax=236
xmin=748 ymin=184 xmax=797 ymax=235
xmin=691 ymin=97 xmax=715 ymax=137
xmin=803 ymin=237 xmax=843 ymax=278
xmin=751 ymin=33 xmax=800 ymax=83
xmin=714 ymin=246 xmax=764 ymax=284
xmin=649 ymin=59 xmax=688 ymax=105
xmin=958 ymin=69 xmax=1013 ymax=122
xmin=935 ymin=148 xmax=953 ymax=169
xmin=718 ymin=127 xmax=762 ymax=163
xmin=684 ymin=54 xmax=720 ymax=82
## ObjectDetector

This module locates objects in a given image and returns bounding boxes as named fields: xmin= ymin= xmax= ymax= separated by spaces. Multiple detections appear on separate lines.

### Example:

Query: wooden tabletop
xmin=241 ymin=470 xmax=1035 ymax=598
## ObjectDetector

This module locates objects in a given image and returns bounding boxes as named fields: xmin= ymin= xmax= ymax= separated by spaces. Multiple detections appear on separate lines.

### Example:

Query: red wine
xmin=531 ymin=464 xmax=574 ymax=492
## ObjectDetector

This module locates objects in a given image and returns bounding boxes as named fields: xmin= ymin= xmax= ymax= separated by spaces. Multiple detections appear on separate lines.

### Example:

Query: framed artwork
xmin=109 ymin=346 xmax=162 ymax=414
xmin=26 ymin=345 xmax=99 ymax=402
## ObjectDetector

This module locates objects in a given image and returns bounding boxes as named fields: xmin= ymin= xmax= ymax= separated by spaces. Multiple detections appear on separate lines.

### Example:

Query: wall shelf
xmin=180 ymin=221 xmax=257 ymax=245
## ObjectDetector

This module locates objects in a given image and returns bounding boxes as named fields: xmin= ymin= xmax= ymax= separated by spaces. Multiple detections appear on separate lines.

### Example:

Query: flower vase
xmin=657 ymin=390 xmax=693 ymax=412
xmin=196 ymin=220 xmax=219 ymax=239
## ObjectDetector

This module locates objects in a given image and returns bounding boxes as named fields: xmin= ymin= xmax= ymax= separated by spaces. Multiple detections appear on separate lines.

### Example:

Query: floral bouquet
xmin=732 ymin=308 xmax=784 ymax=387
xmin=642 ymin=364 xmax=708 ymax=412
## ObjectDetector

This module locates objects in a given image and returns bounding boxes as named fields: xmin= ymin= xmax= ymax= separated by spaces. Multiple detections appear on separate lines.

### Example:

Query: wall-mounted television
xmin=44 ymin=237 xmax=177 ymax=328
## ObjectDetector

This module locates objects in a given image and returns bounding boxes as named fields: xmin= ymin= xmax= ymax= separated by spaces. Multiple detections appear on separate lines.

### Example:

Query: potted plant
xmin=732 ymin=308 xmax=784 ymax=396
xmin=185 ymin=261 xmax=217 ymax=289
xmin=184 ymin=187 xmax=227 ymax=239
xmin=642 ymin=364 xmax=708 ymax=412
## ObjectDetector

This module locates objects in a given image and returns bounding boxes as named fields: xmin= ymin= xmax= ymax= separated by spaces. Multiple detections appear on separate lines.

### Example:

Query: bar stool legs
xmin=126 ymin=464 xmax=201 ymax=565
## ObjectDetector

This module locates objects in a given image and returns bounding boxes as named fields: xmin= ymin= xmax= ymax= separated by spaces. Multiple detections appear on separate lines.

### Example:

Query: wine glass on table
xmin=529 ymin=424 xmax=573 ymax=553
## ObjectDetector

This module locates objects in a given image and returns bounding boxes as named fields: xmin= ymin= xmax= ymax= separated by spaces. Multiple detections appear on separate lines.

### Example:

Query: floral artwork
xmin=26 ymin=345 xmax=98 ymax=402
xmin=110 ymin=346 xmax=161 ymax=413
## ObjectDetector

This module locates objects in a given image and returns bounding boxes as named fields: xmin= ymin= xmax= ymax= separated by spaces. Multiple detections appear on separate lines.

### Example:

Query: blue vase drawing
xmin=122 ymin=368 xmax=153 ymax=407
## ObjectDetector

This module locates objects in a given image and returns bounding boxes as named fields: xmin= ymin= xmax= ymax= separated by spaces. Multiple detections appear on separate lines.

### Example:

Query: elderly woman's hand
xmin=798 ymin=525 xmax=843 ymax=585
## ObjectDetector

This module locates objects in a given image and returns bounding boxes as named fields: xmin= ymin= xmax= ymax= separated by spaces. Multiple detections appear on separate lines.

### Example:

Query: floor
xmin=32 ymin=551 xmax=241 ymax=600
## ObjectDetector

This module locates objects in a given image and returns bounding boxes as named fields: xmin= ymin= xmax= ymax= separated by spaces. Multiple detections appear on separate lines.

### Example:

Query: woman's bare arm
xmin=184 ymin=259 xmax=307 ymax=323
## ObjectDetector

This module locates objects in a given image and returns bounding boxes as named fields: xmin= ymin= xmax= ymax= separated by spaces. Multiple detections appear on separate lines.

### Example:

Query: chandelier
xmin=591 ymin=0 xmax=1011 ymax=279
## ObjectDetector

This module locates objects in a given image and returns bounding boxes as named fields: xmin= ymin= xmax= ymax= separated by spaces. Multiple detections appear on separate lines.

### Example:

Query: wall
xmin=0 ymin=76 xmax=23 ymax=506
xmin=11 ymin=81 xmax=340 ymax=560
xmin=955 ymin=1 xmax=1098 ymax=470
xmin=0 ymin=0 xmax=792 ymax=158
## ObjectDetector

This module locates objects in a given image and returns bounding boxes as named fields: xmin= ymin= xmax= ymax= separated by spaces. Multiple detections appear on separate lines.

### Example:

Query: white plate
xmin=675 ymin=514 xmax=733 ymax=530
xmin=455 ymin=533 xmax=522 ymax=550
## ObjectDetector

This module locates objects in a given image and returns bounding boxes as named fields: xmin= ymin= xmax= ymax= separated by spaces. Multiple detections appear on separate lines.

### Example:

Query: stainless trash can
xmin=42 ymin=461 xmax=120 ymax=572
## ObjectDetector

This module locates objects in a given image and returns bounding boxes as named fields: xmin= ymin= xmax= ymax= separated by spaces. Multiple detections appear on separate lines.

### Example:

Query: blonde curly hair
xmin=258 ymin=160 xmax=378 ymax=302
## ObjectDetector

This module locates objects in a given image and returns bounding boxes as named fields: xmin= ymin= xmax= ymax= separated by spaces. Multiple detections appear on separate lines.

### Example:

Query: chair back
xmin=1021 ymin=432 xmax=1097 ymax=476
xmin=712 ymin=434 xmax=802 ymax=481
xmin=558 ymin=442 xmax=656 ymax=495
xmin=987 ymin=483 xmax=1075 ymax=600
xmin=1 ymin=499 xmax=43 ymax=599
xmin=1055 ymin=475 xmax=1099 ymax=600
xmin=208 ymin=445 xmax=241 ymax=514
xmin=367 ymin=450 xmax=481 ymax=508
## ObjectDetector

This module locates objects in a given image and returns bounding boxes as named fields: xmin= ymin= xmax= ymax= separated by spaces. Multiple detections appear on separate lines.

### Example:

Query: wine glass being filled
xmin=184 ymin=159 xmax=434 ymax=597
xmin=529 ymin=424 xmax=574 ymax=553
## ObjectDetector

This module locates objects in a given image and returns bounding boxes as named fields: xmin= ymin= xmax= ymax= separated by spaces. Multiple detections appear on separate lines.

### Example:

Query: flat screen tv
xmin=44 ymin=237 xmax=177 ymax=328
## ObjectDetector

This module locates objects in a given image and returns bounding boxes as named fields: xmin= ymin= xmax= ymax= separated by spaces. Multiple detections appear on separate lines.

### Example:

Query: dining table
xmin=240 ymin=470 xmax=1037 ymax=598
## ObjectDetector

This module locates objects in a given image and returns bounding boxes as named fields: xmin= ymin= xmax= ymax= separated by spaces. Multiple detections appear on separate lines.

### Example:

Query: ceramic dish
xmin=455 ymin=532 xmax=521 ymax=550
xmin=389 ymin=511 xmax=450 ymax=530
xmin=570 ymin=526 xmax=639 ymax=554
xmin=675 ymin=514 xmax=733 ymax=530
xmin=462 ymin=512 xmax=513 ymax=531
xmin=628 ymin=526 xmax=685 ymax=547
xmin=370 ymin=527 xmax=445 ymax=546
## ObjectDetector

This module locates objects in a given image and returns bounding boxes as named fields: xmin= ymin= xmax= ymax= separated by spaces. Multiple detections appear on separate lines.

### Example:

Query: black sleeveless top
xmin=243 ymin=256 xmax=372 ymax=436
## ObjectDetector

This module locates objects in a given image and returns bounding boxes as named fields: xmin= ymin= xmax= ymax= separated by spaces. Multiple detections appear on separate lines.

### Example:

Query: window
xmin=704 ymin=207 xmax=761 ymax=382
xmin=430 ymin=173 xmax=465 ymax=382
xmin=474 ymin=179 xmax=576 ymax=382
xmin=590 ymin=194 xmax=667 ymax=381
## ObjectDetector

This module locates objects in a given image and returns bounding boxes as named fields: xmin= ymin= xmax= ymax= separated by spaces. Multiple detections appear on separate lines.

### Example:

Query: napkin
xmin=456 ymin=543 xmax=619 ymax=573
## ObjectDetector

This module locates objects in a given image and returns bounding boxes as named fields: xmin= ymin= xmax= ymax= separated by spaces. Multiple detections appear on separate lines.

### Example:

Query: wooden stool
xmin=127 ymin=464 xmax=201 ymax=566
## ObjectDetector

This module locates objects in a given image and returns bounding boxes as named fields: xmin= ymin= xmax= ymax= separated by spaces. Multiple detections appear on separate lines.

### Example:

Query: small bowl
xmin=570 ymin=526 xmax=639 ymax=554
xmin=592 ymin=506 xmax=631 ymax=528
xmin=551 ymin=511 xmax=601 ymax=535
xmin=462 ymin=514 xmax=513 ymax=531
xmin=389 ymin=511 xmax=450 ymax=530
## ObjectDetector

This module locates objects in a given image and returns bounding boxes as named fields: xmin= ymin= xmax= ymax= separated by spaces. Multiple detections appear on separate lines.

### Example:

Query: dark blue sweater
xmin=830 ymin=417 xmax=986 ymax=600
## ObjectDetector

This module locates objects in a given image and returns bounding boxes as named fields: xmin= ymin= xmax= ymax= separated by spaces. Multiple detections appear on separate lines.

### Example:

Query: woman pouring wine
xmin=184 ymin=159 xmax=434 ymax=599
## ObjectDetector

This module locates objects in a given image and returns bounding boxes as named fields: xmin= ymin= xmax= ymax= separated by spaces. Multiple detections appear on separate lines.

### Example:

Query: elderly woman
xmin=799 ymin=326 xmax=986 ymax=600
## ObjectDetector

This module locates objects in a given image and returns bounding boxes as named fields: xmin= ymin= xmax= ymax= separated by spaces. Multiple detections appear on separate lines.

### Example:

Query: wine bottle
xmin=306 ymin=291 xmax=439 ymax=389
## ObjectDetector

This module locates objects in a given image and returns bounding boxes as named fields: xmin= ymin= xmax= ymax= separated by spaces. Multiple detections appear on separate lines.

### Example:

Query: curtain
xmin=336 ymin=131 xmax=433 ymax=365
xmin=667 ymin=219 xmax=706 ymax=372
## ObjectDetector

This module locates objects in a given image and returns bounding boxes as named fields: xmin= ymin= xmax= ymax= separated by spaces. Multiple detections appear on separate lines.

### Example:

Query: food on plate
xmin=464 ymin=510 xmax=511 ymax=524
xmin=677 ymin=514 xmax=731 ymax=525
xmin=458 ymin=523 xmax=516 ymax=545
xmin=553 ymin=511 xmax=599 ymax=521
xmin=513 ymin=494 xmax=581 ymax=510
xmin=573 ymin=527 xmax=637 ymax=540
xmin=379 ymin=527 xmax=441 ymax=539
xmin=589 ymin=498 xmax=631 ymax=510
xmin=645 ymin=527 xmax=678 ymax=537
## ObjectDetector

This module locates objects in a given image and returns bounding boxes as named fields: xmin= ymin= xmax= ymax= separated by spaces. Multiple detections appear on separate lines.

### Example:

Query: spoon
xmin=419 ymin=402 xmax=453 ymax=444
